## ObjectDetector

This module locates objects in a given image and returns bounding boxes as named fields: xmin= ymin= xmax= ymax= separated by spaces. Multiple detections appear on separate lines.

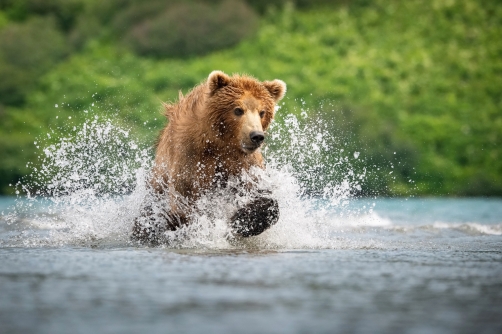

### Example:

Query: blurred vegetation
xmin=0 ymin=16 xmax=67 ymax=105
xmin=0 ymin=0 xmax=501 ymax=196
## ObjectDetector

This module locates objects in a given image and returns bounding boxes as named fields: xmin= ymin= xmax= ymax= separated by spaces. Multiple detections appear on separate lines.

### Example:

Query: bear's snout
xmin=250 ymin=131 xmax=265 ymax=146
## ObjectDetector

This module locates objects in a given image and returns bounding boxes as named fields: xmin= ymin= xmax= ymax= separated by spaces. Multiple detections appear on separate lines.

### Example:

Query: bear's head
xmin=206 ymin=70 xmax=286 ymax=154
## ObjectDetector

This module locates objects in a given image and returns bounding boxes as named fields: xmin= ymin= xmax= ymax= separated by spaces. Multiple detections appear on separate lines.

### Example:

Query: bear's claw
xmin=230 ymin=197 xmax=279 ymax=237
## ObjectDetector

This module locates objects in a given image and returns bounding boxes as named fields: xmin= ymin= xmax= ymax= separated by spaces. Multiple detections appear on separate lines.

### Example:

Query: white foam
xmin=432 ymin=222 xmax=502 ymax=235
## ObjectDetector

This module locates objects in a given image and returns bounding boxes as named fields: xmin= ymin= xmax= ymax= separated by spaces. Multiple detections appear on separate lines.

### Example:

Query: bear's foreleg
xmin=230 ymin=197 xmax=279 ymax=237
xmin=132 ymin=204 xmax=188 ymax=245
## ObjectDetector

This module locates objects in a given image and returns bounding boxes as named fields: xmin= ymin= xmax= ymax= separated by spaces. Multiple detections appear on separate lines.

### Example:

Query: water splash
xmin=5 ymin=116 xmax=152 ymax=247
xmin=3 ymin=111 xmax=372 ymax=249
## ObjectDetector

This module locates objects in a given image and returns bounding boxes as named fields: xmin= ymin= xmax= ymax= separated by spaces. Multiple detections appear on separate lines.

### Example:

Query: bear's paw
xmin=230 ymin=197 xmax=279 ymax=237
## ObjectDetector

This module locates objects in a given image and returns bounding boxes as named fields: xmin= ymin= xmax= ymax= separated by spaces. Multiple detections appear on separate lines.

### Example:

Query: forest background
xmin=0 ymin=0 xmax=500 ymax=196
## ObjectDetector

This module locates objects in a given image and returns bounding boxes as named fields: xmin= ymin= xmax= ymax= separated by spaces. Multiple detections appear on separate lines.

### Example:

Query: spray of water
xmin=3 ymin=108 xmax=376 ymax=249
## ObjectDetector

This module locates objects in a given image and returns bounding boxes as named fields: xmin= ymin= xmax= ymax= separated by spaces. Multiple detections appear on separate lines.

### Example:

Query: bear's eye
xmin=259 ymin=111 xmax=265 ymax=118
xmin=234 ymin=108 xmax=244 ymax=116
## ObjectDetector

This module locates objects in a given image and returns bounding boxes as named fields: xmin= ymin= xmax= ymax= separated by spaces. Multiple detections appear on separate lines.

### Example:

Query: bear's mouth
xmin=241 ymin=143 xmax=260 ymax=153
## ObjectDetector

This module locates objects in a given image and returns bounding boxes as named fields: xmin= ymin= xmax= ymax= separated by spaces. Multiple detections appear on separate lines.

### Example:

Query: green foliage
xmin=0 ymin=0 xmax=85 ymax=31
xmin=67 ymin=0 xmax=258 ymax=58
xmin=0 ymin=0 xmax=501 ymax=196
xmin=0 ymin=105 xmax=43 ymax=194
xmin=245 ymin=0 xmax=349 ymax=14
xmin=0 ymin=16 xmax=67 ymax=105
xmin=0 ymin=10 xmax=8 ymax=29
xmin=123 ymin=0 xmax=258 ymax=58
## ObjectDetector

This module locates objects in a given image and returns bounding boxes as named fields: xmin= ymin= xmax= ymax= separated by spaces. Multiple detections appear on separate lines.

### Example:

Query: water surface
xmin=1 ymin=197 xmax=501 ymax=334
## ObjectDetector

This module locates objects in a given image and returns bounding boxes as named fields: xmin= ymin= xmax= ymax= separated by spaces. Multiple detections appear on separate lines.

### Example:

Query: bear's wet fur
xmin=132 ymin=71 xmax=286 ymax=244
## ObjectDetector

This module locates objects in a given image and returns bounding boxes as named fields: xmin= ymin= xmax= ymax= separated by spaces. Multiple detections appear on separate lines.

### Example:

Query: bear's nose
xmin=250 ymin=131 xmax=265 ymax=145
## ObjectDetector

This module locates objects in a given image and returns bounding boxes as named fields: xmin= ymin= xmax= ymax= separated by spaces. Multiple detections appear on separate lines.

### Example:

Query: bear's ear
xmin=208 ymin=70 xmax=231 ymax=94
xmin=263 ymin=79 xmax=287 ymax=102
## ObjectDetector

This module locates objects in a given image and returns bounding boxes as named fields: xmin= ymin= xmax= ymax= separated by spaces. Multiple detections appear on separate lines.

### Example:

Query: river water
xmin=1 ymin=196 xmax=501 ymax=334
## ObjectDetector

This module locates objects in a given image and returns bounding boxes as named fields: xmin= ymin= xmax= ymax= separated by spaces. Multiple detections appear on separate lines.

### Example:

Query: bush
xmin=0 ymin=16 xmax=66 ymax=106
xmin=124 ymin=0 xmax=258 ymax=58
xmin=245 ymin=0 xmax=349 ymax=14
xmin=0 ymin=0 xmax=84 ymax=31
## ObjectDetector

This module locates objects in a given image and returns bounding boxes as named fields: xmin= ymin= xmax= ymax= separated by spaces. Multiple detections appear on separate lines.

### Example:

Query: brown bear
xmin=132 ymin=71 xmax=286 ymax=244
